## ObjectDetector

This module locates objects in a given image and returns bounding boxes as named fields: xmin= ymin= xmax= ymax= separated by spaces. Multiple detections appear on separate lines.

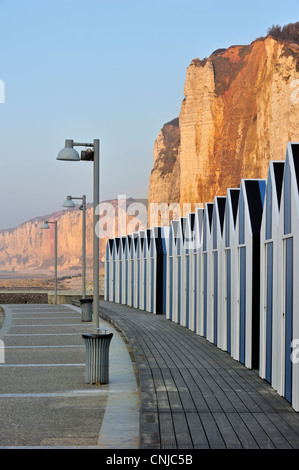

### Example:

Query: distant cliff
xmin=148 ymin=34 xmax=299 ymax=225
xmin=0 ymin=198 xmax=147 ymax=274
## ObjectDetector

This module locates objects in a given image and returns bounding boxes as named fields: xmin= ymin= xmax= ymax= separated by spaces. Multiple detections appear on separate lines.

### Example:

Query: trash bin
xmin=82 ymin=333 xmax=113 ymax=384
xmin=79 ymin=299 xmax=93 ymax=322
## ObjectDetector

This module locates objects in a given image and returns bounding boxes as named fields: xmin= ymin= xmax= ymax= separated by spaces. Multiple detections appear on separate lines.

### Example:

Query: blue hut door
xmin=284 ymin=237 xmax=293 ymax=403
xmin=186 ymin=254 xmax=190 ymax=328
xmin=266 ymin=242 xmax=273 ymax=383
xmin=203 ymin=253 xmax=208 ymax=338
xmin=194 ymin=253 xmax=197 ymax=333
xmin=213 ymin=252 xmax=218 ymax=345
xmin=169 ymin=252 xmax=173 ymax=320
xmin=239 ymin=247 xmax=246 ymax=365
xmin=226 ymin=249 xmax=231 ymax=354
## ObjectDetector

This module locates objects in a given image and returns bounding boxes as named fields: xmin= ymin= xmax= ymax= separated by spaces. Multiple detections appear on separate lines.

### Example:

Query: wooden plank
xmin=255 ymin=413 xmax=292 ymax=449
xmin=267 ymin=412 xmax=299 ymax=449
xmin=172 ymin=413 xmax=194 ymax=449
xmin=168 ymin=390 xmax=184 ymax=413
xmin=238 ymin=413 xmax=276 ymax=449
xmin=226 ymin=413 xmax=259 ymax=449
xmin=187 ymin=368 xmax=224 ymax=413
xmin=159 ymin=412 xmax=177 ymax=449
xmin=185 ymin=412 xmax=210 ymax=449
xmin=99 ymin=300 xmax=299 ymax=450
xmin=199 ymin=412 xmax=226 ymax=449
xmin=213 ymin=413 xmax=243 ymax=449
xmin=140 ymin=411 xmax=161 ymax=449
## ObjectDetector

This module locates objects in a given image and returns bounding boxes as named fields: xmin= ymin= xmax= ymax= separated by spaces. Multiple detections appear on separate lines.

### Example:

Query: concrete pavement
xmin=0 ymin=303 xmax=139 ymax=449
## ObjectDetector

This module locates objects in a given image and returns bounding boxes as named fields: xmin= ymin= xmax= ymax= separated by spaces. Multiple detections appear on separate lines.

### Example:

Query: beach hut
xmin=193 ymin=208 xmax=204 ymax=336
xmin=179 ymin=217 xmax=189 ymax=327
xmin=161 ymin=227 xmax=169 ymax=315
xmin=234 ymin=178 xmax=266 ymax=369
xmin=104 ymin=239 xmax=111 ymax=301
xmin=186 ymin=212 xmax=197 ymax=332
xmin=138 ymin=230 xmax=146 ymax=310
xmin=223 ymin=189 xmax=240 ymax=356
xmin=104 ymin=238 xmax=115 ymax=302
xmin=166 ymin=220 xmax=180 ymax=322
xmin=125 ymin=235 xmax=133 ymax=307
xmin=114 ymin=237 xmax=122 ymax=303
xmin=173 ymin=218 xmax=186 ymax=325
xmin=127 ymin=233 xmax=139 ymax=308
xmin=132 ymin=233 xmax=141 ymax=309
xmin=176 ymin=214 xmax=195 ymax=329
xmin=276 ymin=143 xmax=299 ymax=410
xmin=120 ymin=236 xmax=127 ymax=305
xmin=202 ymin=203 xmax=214 ymax=341
xmin=144 ymin=229 xmax=152 ymax=312
xmin=211 ymin=197 xmax=226 ymax=348
xmin=259 ymin=161 xmax=284 ymax=385
xmin=147 ymin=226 xmax=168 ymax=315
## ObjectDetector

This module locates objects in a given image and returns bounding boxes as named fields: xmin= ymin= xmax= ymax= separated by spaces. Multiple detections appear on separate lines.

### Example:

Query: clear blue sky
xmin=0 ymin=0 xmax=298 ymax=229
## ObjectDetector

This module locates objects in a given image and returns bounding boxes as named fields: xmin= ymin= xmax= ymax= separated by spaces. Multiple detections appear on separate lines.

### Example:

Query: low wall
xmin=0 ymin=290 xmax=94 ymax=305
xmin=0 ymin=292 xmax=48 ymax=304
xmin=48 ymin=293 xmax=93 ymax=304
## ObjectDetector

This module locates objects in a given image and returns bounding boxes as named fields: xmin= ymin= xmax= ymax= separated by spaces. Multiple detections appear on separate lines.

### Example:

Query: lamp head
xmin=41 ymin=222 xmax=50 ymax=230
xmin=63 ymin=196 xmax=76 ymax=208
xmin=56 ymin=139 xmax=80 ymax=161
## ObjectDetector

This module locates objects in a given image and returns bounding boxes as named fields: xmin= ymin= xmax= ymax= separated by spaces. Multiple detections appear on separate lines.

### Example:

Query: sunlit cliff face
xmin=0 ymin=199 xmax=147 ymax=273
xmin=148 ymin=37 xmax=299 ymax=227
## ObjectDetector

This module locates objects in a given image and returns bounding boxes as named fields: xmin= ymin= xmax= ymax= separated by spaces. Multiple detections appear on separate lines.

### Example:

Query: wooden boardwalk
xmin=99 ymin=299 xmax=299 ymax=450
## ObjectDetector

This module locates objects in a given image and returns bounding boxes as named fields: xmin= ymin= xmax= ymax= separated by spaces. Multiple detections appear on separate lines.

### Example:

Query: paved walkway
xmin=99 ymin=299 xmax=299 ymax=450
xmin=0 ymin=303 xmax=139 ymax=449
xmin=2 ymin=300 xmax=299 ymax=450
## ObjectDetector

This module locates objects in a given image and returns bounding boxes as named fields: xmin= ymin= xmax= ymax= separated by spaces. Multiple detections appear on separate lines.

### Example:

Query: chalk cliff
xmin=0 ymin=198 xmax=147 ymax=274
xmin=148 ymin=35 xmax=299 ymax=225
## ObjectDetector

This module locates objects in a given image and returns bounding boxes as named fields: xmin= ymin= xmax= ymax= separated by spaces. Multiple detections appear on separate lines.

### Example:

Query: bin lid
xmin=82 ymin=333 xmax=113 ymax=339
xmin=79 ymin=299 xmax=93 ymax=304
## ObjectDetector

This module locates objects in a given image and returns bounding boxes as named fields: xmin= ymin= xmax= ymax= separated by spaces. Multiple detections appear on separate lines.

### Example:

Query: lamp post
xmin=63 ymin=195 xmax=86 ymax=299
xmin=57 ymin=139 xmax=100 ymax=330
xmin=41 ymin=220 xmax=58 ymax=305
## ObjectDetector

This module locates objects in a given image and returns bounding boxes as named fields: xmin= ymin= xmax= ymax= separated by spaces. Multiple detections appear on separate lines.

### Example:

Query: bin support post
xmin=79 ymin=299 xmax=93 ymax=322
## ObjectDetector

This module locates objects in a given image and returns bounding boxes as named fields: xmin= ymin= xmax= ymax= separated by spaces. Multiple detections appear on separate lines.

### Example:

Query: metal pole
xmin=93 ymin=139 xmax=100 ymax=329
xmin=54 ymin=220 xmax=57 ymax=305
xmin=82 ymin=195 xmax=86 ymax=299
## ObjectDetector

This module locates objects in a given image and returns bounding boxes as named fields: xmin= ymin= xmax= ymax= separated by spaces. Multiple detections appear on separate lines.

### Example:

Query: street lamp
xmin=57 ymin=139 xmax=100 ymax=329
xmin=41 ymin=220 xmax=58 ymax=305
xmin=63 ymin=195 xmax=86 ymax=299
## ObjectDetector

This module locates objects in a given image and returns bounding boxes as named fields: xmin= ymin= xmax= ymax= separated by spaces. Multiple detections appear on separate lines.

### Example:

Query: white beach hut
xmin=193 ymin=208 xmax=204 ymax=336
xmin=144 ymin=229 xmax=152 ymax=312
xmin=166 ymin=220 xmax=180 ymax=322
xmin=202 ymin=203 xmax=214 ymax=341
xmin=259 ymin=161 xmax=284 ymax=385
xmin=120 ymin=236 xmax=127 ymax=305
xmin=125 ymin=234 xmax=134 ymax=307
xmin=106 ymin=238 xmax=116 ymax=302
xmin=132 ymin=233 xmax=141 ymax=309
xmin=104 ymin=239 xmax=111 ymax=301
xmin=138 ymin=230 xmax=146 ymax=310
xmin=276 ymin=143 xmax=299 ymax=411
xmin=113 ymin=237 xmax=122 ymax=303
xmin=234 ymin=178 xmax=266 ymax=369
xmin=186 ymin=212 xmax=197 ymax=332
xmin=223 ymin=188 xmax=240 ymax=356
xmin=147 ymin=226 xmax=168 ymax=314
xmin=211 ymin=197 xmax=226 ymax=348
xmin=179 ymin=217 xmax=188 ymax=327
